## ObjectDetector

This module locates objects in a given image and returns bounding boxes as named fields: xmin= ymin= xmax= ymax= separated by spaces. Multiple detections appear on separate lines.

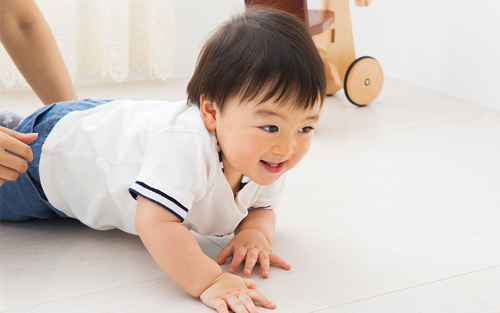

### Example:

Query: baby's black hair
xmin=187 ymin=7 xmax=326 ymax=113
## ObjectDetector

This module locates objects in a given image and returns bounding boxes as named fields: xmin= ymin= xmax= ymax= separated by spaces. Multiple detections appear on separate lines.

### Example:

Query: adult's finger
xmin=0 ymin=164 xmax=21 ymax=182
xmin=0 ymin=148 xmax=29 ymax=174
xmin=0 ymin=130 xmax=34 ymax=163
xmin=0 ymin=126 xmax=38 ymax=144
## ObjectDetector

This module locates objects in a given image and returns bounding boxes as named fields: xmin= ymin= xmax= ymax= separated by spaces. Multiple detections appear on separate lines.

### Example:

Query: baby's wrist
xmin=237 ymin=228 xmax=270 ymax=243
xmin=198 ymin=270 xmax=225 ymax=297
xmin=236 ymin=228 xmax=263 ymax=236
xmin=191 ymin=263 xmax=223 ymax=298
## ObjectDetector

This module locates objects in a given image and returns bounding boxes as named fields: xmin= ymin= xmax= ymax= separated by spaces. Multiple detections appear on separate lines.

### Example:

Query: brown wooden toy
xmin=244 ymin=0 xmax=384 ymax=106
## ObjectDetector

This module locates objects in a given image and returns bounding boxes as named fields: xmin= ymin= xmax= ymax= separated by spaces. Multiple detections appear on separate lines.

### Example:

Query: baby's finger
xmin=258 ymin=252 xmax=270 ymax=278
xmin=243 ymin=278 xmax=256 ymax=290
xmin=270 ymin=253 xmax=291 ymax=270
xmin=216 ymin=245 xmax=233 ymax=265
xmin=239 ymin=294 xmax=259 ymax=313
xmin=213 ymin=298 xmax=230 ymax=313
xmin=243 ymin=248 xmax=259 ymax=276
xmin=248 ymin=289 xmax=276 ymax=309
xmin=229 ymin=247 xmax=247 ymax=273
xmin=227 ymin=295 xmax=250 ymax=313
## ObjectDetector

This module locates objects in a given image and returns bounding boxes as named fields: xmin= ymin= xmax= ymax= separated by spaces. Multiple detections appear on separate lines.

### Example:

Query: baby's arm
xmin=135 ymin=196 xmax=276 ymax=312
xmin=135 ymin=195 xmax=221 ymax=295
xmin=216 ymin=209 xmax=291 ymax=278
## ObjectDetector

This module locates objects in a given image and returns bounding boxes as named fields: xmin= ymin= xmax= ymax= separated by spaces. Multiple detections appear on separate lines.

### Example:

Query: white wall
xmin=311 ymin=0 xmax=500 ymax=110
xmin=77 ymin=0 xmax=244 ymax=84
xmin=171 ymin=0 xmax=244 ymax=78
xmin=0 ymin=0 xmax=243 ymax=93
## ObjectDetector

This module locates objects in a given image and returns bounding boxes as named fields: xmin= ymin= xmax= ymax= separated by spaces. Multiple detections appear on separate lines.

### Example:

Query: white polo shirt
xmin=39 ymin=100 xmax=285 ymax=235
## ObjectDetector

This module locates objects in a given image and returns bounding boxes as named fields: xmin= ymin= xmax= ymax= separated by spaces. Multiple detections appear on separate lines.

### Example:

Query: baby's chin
xmin=250 ymin=171 xmax=286 ymax=186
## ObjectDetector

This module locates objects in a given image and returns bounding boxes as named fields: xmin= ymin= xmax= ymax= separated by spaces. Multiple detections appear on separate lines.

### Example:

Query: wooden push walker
xmin=245 ymin=0 xmax=384 ymax=106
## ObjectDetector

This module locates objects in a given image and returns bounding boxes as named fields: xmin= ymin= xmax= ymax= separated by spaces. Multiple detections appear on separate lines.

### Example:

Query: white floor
xmin=1 ymin=77 xmax=500 ymax=312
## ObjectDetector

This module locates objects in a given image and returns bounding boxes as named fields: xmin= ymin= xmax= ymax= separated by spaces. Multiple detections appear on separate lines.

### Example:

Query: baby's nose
xmin=272 ymin=138 xmax=293 ymax=156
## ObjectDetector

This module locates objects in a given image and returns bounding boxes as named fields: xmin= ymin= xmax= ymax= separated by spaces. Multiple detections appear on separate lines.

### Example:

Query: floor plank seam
xmin=0 ymin=278 xmax=168 ymax=313
xmin=439 ymin=264 xmax=500 ymax=282
xmin=308 ymin=272 xmax=500 ymax=313
xmin=307 ymin=283 xmax=441 ymax=313
xmin=203 ymin=236 xmax=225 ymax=249
xmin=281 ymin=204 xmax=500 ymax=249
xmin=441 ymin=280 xmax=500 ymax=313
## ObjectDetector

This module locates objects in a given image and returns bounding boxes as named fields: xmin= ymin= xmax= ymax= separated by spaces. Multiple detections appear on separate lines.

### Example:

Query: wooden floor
xmin=1 ymin=77 xmax=500 ymax=312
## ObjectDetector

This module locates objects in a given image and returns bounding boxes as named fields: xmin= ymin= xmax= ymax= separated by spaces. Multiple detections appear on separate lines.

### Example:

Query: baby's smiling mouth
xmin=260 ymin=160 xmax=285 ymax=173
xmin=264 ymin=161 xmax=279 ymax=167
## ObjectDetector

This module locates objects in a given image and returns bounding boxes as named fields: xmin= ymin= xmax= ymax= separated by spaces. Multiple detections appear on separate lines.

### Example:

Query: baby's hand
xmin=216 ymin=229 xmax=291 ymax=278
xmin=200 ymin=272 xmax=276 ymax=313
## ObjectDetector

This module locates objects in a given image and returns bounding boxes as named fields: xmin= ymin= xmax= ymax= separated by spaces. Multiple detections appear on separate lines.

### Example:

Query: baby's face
xmin=215 ymin=98 xmax=321 ymax=186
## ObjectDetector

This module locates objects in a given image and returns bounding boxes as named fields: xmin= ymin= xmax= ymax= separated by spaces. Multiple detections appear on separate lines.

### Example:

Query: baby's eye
xmin=262 ymin=125 xmax=279 ymax=133
xmin=299 ymin=126 xmax=314 ymax=134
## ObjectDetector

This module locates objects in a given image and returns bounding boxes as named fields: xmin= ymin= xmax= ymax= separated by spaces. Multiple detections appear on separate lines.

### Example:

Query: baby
xmin=0 ymin=8 xmax=325 ymax=313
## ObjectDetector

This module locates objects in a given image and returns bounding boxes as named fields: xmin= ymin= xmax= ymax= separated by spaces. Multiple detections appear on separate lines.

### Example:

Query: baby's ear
xmin=199 ymin=96 xmax=218 ymax=131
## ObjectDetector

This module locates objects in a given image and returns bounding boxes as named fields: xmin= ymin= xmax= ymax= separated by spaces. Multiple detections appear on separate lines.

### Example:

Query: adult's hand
xmin=0 ymin=126 xmax=37 ymax=186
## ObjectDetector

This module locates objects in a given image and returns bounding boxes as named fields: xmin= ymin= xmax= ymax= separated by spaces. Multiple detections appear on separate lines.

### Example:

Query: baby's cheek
xmin=232 ymin=149 xmax=256 ymax=169
xmin=291 ymin=145 xmax=310 ymax=166
xmin=300 ymin=140 xmax=313 ymax=157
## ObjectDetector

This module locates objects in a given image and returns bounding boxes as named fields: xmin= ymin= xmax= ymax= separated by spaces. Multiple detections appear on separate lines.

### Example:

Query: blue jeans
xmin=0 ymin=99 xmax=113 ymax=221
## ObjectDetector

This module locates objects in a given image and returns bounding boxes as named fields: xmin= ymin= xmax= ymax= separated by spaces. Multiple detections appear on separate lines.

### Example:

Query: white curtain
xmin=0 ymin=0 xmax=175 ymax=89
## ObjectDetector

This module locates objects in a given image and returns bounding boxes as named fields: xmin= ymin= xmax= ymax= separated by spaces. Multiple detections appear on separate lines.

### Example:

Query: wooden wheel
xmin=344 ymin=56 xmax=384 ymax=106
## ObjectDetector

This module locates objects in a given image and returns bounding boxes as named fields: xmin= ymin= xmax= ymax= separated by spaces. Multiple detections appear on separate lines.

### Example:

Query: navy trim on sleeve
xmin=134 ymin=181 xmax=187 ymax=212
xmin=249 ymin=205 xmax=272 ymax=210
xmin=129 ymin=181 xmax=189 ymax=222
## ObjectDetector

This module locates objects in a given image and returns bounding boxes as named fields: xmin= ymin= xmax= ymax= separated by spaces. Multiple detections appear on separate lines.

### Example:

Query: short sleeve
xmin=249 ymin=174 xmax=287 ymax=210
xmin=129 ymin=131 xmax=215 ymax=222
